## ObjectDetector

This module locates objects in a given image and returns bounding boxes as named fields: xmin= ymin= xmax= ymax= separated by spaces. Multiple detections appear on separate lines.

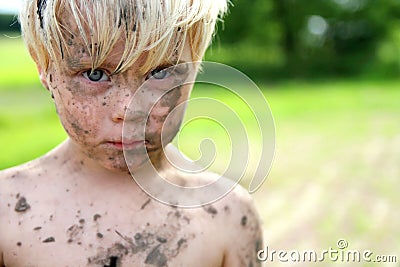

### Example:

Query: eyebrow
xmin=65 ymin=53 xmax=190 ymax=75
xmin=66 ymin=57 xmax=91 ymax=72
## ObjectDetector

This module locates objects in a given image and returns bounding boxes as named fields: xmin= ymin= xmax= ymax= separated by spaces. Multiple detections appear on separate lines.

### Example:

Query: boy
xmin=0 ymin=0 xmax=263 ymax=266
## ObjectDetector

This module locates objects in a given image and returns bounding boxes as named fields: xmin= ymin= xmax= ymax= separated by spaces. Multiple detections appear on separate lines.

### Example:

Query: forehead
xmin=60 ymin=34 xmax=193 ymax=74
xmin=53 ymin=2 xmax=192 ymax=74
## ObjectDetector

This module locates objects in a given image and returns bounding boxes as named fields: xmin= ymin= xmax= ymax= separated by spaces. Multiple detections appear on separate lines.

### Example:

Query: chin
xmin=103 ymin=161 xmax=130 ymax=173
xmin=94 ymin=153 xmax=130 ymax=173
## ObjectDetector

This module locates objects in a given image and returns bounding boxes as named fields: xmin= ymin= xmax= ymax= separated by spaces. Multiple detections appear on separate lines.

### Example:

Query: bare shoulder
xmin=0 ymin=158 xmax=44 ymax=193
xmin=0 ymin=159 xmax=43 ymax=264
xmin=212 ymin=176 xmax=263 ymax=234
xmin=177 ymin=167 xmax=264 ymax=267
xmin=203 ymin=176 xmax=264 ymax=267
xmin=0 ymin=158 xmax=44 ymax=220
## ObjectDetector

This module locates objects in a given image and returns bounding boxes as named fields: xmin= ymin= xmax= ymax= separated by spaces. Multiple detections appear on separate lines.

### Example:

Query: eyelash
xmin=146 ymin=66 xmax=173 ymax=80
xmin=82 ymin=69 xmax=110 ymax=82
xmin=80 ymin=64 xmax=187 ymax=83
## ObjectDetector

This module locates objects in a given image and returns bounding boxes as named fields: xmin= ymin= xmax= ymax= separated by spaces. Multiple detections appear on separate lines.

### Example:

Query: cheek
xmin=145 ymin=88 xmax=188 ymax=144
xmin=159 ymin=87 xmax=182 ymax=108
xmin=147 ymin=88 xmax=183 ymax=129
xmin=148 ymin=106 xmax=169 ymax=131
xmin=52 ymin=80 xmax=104 ymax=142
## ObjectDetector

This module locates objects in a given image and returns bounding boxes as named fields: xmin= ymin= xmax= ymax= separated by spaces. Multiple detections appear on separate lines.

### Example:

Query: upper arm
xmin=0 ymin=169 xmax=15 ymax=267
xmin=217 ymin=187 xmax=264 ymax=267
xmin=0 ymin=252 xmax=4 ymax=267
xmin=221 ymin=187 xmax=264 ymax=267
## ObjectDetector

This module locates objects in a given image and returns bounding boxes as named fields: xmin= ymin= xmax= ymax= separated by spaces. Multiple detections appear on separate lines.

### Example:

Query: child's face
xmin=44 ymin=36 xmax=195 ymax=172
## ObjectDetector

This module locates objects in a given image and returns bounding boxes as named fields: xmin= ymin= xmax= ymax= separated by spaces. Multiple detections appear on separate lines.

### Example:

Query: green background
xmin=1 ymin=0 xmax=399 ymax=265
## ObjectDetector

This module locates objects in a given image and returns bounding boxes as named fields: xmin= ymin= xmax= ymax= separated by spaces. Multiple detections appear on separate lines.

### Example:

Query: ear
xmin=36 ymin=64 xmax=50 ymax=91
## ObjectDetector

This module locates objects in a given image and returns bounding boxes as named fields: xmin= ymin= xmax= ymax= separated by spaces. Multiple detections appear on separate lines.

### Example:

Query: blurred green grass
xmin=0 ymin=34 xmax=39 ymax=88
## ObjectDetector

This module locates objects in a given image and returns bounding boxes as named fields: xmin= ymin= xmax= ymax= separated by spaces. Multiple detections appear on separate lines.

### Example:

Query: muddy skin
xmin=114 ymin=230 xmax=148 ymax=254
xmin=156 ymin=237 xmax=167 ymax=243
xmin=223 ymin=205 xmax=230 ymax=214
xmin=105 ymin=256 xmax=119 ymax=267
xmin=71 ymin=121 xmax=87 ymax=137
xmin=93 ymin=214 xmax=102 ymax=222
xmin=255 ymin=238 xmax=263 ymax=255
xmin=67 ymin=57 xmax=85 ymax=71
xmin=141 ymin=199 xmax=151 ymax=210
xmin=145 ymin=244 xmax=167 ymax=266
xmin=67 ymin=223 xmax=84 ymax=243
xmin=88 ymin=243 xmax=127 ymax=266
xmin=55 ymin=76 xmax=128 ymax=170
xmin=159 ymin=87 xmax=182 ymax=110
xmin=42 ymin=237 xmax=55 ymax=243
xmin=175 ymin=238 xmax=187 ymax=255
xmin=241 ymin=215 xmax=248 ymax=227
xmin=203 ymin=205 xmax=218 ymax=216
xmin=145 ymin=86 xmax=185 ymax=156
xmin=88 ymin=210 xmax=192 ymax=266
xmin=14 ymin=196 xmax=31 ymax=212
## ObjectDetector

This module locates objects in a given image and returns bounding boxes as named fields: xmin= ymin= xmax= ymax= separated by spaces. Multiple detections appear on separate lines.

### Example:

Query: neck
xmin=49 ymin=139 xmax=136 ymax=187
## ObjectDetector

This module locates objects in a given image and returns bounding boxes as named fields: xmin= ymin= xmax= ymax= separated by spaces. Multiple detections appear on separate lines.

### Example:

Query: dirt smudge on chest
xmin=140 ymin=199 xmax=151 ymax=210
xmin=66 ymin=223 xmax=84 ymax=243
xmin=145 ymin=244 xmax=167 ymax=266
xmin=88 ymin=209 xmax=194 ymax=266
xmin=42 ymin=236 xmax=55 ymax=243
xmin=88 ymin=243 xmax=128 ymax=266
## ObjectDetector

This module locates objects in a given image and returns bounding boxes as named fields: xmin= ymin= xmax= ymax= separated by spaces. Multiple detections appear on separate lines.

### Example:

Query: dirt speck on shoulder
xmin=93 ymin=214 xmax=102 ymax=222
xmin=241 ymin=215 xmax=248 ymax=226
xmin=14 ymin=196 xmax=31 ymax=212
xmin=203 ymin=205 xmax=218 ymax=216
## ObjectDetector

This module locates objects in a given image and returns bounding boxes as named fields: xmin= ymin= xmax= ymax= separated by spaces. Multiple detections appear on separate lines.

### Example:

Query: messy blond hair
xmin=19 ymin=0 xmax=227 ymax=73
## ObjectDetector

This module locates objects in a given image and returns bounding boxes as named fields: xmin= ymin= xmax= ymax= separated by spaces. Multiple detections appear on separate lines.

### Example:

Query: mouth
xmin=107 ymin=140 xmax=149 ymax=150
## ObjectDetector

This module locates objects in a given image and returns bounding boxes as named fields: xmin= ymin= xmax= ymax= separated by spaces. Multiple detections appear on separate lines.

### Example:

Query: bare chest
xmin=2 ymin=195 xmax=224 ymax=267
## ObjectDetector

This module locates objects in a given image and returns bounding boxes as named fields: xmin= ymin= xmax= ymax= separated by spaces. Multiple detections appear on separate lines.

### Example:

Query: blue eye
xmin=83 ymin=69 xmax=109 ymax=82
xmin=148 ymin=68 xmax=170 ymax=80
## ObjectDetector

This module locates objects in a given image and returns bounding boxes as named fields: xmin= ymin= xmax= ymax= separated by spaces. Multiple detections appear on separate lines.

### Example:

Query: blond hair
xmin=19 ymin=0 xmax=227 ymax=73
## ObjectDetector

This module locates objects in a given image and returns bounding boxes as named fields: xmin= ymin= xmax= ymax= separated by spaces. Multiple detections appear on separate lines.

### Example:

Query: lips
xmin=107 ymin=140 xmax=148 ymax=150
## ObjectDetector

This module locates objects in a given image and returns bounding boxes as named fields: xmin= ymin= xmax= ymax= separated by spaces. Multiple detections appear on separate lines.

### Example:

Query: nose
xmin=111 ymin=84 xmax=159 ymax=124
xmin=111 ymin=101 xmax=129 ymax=123
xmin=111 ymin=96 xmax=148 ymax=123
xmin=110 ymin=81 xmax=141 ymax=123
